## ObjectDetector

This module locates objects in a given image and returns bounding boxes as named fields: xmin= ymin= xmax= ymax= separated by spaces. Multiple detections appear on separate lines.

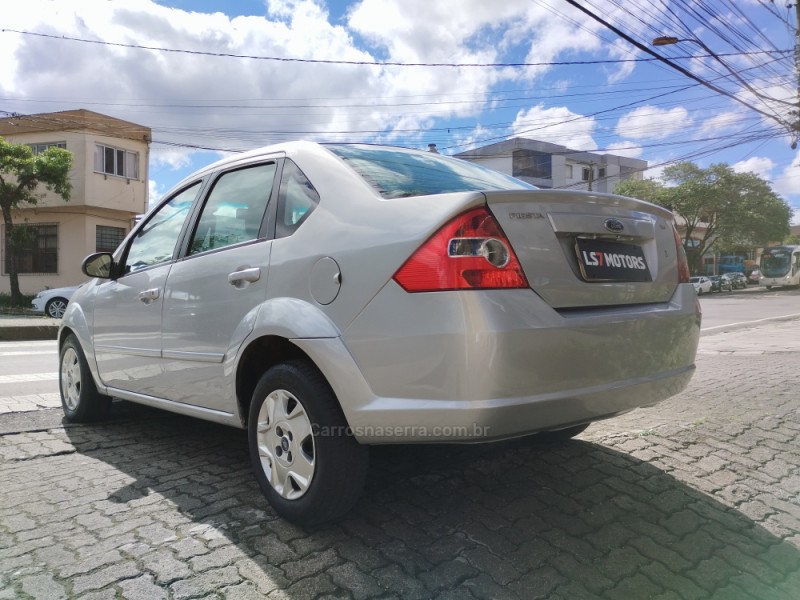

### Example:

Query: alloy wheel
xmin=255 ymin=389 xmax=316 ymax=500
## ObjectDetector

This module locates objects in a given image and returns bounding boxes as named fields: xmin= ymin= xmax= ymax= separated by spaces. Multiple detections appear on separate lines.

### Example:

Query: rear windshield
xmin=326 ymin=144 xmax=535 ymax=199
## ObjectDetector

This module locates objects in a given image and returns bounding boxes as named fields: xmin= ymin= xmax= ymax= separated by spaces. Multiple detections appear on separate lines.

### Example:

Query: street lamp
xmin=652 ymin=36 xmax=682 ymax=47
xmin=650 ymin=35 xmax=796 ymax=116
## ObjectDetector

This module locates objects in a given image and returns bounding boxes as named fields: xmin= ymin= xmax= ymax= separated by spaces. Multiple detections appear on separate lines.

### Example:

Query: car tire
xmin=45 ymin=297 xmax=69 ymax=319
xmin=248 ymin=361 xmax=369 ymax=526
xmin=59 ymin=335 xmax=111 ymax=422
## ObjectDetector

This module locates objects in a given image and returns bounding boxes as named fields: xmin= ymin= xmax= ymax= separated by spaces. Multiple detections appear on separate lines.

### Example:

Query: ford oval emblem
xmin=604 ymin=218 xmax=624 ymax=233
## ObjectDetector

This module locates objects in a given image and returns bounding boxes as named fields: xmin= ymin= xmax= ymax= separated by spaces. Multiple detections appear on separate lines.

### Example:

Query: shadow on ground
xmin=7 ymin=401 xmax=796 ymax=599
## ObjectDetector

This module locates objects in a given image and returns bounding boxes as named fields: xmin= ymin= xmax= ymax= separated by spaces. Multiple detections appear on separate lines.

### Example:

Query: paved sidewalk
xmin=0 ymin=320 xmax=799 ymax=599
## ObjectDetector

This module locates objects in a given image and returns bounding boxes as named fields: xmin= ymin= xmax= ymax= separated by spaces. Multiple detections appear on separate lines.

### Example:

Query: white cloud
xmin=605 ymin=141 xmax=643 ymax=159
xmin=605 ymin=39 xmax=635 ymax=84
xmin=697 ymin=111 xmax=745 ymax=137
xmin=615 ymin=106 xmax=691 ymax=141
xmin=731 ymin=156 xmax=775 ymax=181
xmin=150 ymin=147 xmax=195 ymax=171
xmin=511 ymin=105 xmax=597 ymax=150
xmin=147 ymin=178 xmax=162 ymax=211
xmin=771 ymin=152 xmax=800 ymax=198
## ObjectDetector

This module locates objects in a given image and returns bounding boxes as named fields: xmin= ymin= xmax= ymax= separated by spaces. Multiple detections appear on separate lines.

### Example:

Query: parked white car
xmin=689 ymin=276 xmax=712 ymax=295
xmin=31 ymin=285 xmax=82 ymax=318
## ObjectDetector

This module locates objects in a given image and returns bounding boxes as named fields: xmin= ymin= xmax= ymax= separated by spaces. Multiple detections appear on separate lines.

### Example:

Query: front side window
xmin=189 ymin=163 xmax=277 ymax=255
xmin=94 ymin=144 xmax=139 ymax=179
xmin=2 ymin=224 xmax=58 ymax=274
xmin=123 ymin=183 xmax=200 ymax=274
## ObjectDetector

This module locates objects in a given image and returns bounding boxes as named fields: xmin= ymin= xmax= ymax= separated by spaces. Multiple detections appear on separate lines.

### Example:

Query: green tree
xmin=615 ymin=162 xmax=792 ymax=274
xmin=0 ymin=138 xmax=73 ymax=305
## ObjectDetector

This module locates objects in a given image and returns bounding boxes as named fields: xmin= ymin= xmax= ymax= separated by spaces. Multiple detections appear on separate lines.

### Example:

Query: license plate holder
xmin=575 ymin=238 xmax=651 ymax=282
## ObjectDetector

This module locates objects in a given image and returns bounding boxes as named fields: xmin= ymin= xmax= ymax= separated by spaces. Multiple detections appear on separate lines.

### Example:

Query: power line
xmin=561 ymin=0 xmax=797 ymax=140
xmin=0 ymin=27 xmax=790 ymax=68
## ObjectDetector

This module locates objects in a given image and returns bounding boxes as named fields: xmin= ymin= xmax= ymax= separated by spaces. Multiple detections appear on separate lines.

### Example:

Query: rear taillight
xmin=673 ymin=225 xmax=690 ymax=283
xmin=393 ymin=207 xmax=529 ymax=292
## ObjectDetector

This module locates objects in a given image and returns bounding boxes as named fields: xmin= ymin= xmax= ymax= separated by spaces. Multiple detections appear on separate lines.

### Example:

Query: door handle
xmin=138 ymin=288 xmax=160 ymax=304
xmin=228 ymin=267 xmax=261 ymax=288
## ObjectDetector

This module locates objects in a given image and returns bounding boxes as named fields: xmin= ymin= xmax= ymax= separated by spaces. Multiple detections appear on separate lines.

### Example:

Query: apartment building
xmin=0 ymin=109 xmax=150 ymax=295
xmin=455 ymin=137 xmax=647 ymax=193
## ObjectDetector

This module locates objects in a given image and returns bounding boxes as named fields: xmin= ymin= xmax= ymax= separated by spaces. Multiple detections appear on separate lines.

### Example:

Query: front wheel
xmin=248 ymin=361 xmax=369 ymax=526
xmin=46 ymin=297 xmax=68 ymax=318
xmin=60 ymin=335 xmax=111 ymax=422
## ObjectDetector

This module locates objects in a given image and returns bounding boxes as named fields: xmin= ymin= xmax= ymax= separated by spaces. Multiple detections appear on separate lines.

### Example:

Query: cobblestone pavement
xmin=1 ymin=321 xmax=799 ymax=599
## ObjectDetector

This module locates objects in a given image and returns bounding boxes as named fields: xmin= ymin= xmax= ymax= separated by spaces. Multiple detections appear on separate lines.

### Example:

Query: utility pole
xmin=795 ymin=2 xmax=800 ymax=148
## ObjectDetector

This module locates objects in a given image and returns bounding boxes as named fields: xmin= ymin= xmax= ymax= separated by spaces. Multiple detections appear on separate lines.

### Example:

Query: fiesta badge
xmin=604 ymin=218 xmax=625 ymax=233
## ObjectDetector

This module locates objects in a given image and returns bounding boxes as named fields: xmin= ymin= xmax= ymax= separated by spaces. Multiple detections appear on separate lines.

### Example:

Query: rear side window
xmin=327 ymin=144 xmax=535 ymax=199
xmin=275 ymin=160 xmax=319 ymax=238
xmin=189 ymin=163 xmax=277 ymax=255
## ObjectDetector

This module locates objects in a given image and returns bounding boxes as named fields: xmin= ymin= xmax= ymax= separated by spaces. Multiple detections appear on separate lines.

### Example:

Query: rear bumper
xmin=295 ymin=283 xmax=700 ymax=444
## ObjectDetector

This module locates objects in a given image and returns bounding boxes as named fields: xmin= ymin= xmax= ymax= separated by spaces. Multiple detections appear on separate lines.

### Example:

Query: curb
xmin=0 ymin=324 xmax=59 ymax=342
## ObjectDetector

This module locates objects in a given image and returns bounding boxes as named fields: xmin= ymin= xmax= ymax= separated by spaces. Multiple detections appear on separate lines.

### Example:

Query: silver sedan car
xmin=59 ymin=142 xmax=700 ymax=524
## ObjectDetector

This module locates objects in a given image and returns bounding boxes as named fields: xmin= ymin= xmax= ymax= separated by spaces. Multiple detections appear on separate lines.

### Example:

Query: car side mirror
xmin=82 ymin=253 xmax=115 ymax=279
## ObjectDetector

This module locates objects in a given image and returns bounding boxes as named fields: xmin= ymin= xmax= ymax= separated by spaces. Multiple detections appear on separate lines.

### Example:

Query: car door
xmin=92 ymin=182 xmax=202 ymax=395
xmin=157 ymin=160 xmax=280 ymax=412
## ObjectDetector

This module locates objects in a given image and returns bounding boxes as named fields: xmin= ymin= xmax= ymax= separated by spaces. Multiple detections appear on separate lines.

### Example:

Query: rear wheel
xmin=59 ymin=335 xmax=111 ymax=422
xmin=248 ymin=361 xmax=369 ymax=526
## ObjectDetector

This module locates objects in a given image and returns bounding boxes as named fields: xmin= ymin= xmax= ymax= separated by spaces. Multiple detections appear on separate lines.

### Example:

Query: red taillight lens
xmin=393 ymin=207 xmax=529 ymax=292
xmin=673 ymin=224 xmax=690 ymax=283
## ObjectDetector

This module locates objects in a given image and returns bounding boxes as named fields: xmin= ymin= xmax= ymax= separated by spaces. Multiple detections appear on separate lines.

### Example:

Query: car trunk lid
xmin=484 ymin=189 xmax=680 ymax=309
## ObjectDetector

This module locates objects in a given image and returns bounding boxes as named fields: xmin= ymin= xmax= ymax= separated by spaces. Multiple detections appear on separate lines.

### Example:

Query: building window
xmin=598 ymin=167 xmax=606 ymax=179
xmin=582 ymin=167 xmax=592 ymax=181
xmin=3 ymin=224 xmax=58 ymax=274
xmin=28 ymin=142 xmax=66 ymax=155
xmin=96 ymin=225 xmax=127 ymax=253
xmin=94 ymin=144 xmax=139 ymax=179
xmin=565 ymin=165 xmax=573 ymax=179
xmin=512 ymin=150 xmax=552 ymax=179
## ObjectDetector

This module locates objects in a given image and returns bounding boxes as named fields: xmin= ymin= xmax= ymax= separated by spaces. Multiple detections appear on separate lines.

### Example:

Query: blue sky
xmin=1 ymin=0 xmax=798 ymax=222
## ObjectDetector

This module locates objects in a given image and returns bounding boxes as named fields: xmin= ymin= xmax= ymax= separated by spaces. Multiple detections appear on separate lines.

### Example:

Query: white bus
xmin=759 ymin=245 xmax=800 ymax=289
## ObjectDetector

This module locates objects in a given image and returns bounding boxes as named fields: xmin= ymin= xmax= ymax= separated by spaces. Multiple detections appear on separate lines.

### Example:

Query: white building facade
xmin=0 ymin=109 xmax=150 ymax=295
xmin=455 ymin=137 xmax=647 ymax=193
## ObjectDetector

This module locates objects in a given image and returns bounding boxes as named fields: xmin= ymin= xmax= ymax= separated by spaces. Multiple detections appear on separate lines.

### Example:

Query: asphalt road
xmin=698 ymin=286 xmax=800 ymax=333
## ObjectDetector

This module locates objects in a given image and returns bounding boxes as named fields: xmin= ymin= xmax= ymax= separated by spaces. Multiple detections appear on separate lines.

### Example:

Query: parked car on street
xmin=58 ymin=141 xmax=701 ymax=525
xmin=748 ymin=269 xmax=762 ymax=285
xmin=31 ymin=285 xmax=82 ymax=318
xmin=709 ymin=275 xmax=732 ymax=292
xmin=690 ymin=276 xmax=713 ymax=295
xmin=724 ymin=272 xmax=747 ymax=289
